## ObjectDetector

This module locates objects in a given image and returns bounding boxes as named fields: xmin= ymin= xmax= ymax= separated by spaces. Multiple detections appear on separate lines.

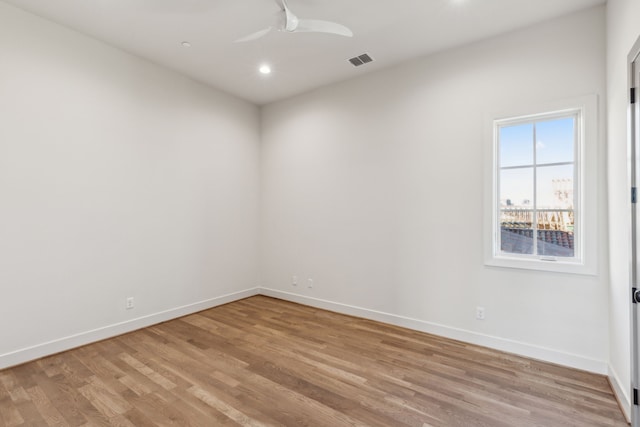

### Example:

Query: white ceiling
xmin=2 ymin=0 xmax=605 ymax=105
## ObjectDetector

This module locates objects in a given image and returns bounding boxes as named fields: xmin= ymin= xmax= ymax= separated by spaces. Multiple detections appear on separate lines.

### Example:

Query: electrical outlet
xmin=292 ymin=275 xmax=298 ymax=286
xmin=126 ymin=297 xmax=135 ymax=310
xmin=307 ymin=278 xmax=313 ymax=289
xmin=476 ymin=306 xmax=485 ymax=320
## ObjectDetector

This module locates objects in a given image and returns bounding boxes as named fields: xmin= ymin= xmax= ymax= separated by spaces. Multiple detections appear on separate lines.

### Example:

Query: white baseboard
xmin=260 ymin=288 xmax=609 ymax=375
xmin=0 ymin=287 xmax=260 ymax=370
xmin=0 ymin=286 xmax=612 ymax=379
xmin=608 ymin=364 xmax=631 ymax=424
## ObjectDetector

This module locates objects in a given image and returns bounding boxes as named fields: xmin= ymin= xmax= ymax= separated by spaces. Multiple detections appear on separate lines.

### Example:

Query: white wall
xmin=261 ymin=7 xmax=608 ymax=373
xmin=0 ymin=2 xmax=261 ymax=367
xmin=606 ymin=0 xmax=640 ymax=415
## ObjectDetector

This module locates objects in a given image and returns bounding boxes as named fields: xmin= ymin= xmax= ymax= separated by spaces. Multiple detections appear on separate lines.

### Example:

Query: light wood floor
xmin=0 ymin=296 xmax=628 ymax=426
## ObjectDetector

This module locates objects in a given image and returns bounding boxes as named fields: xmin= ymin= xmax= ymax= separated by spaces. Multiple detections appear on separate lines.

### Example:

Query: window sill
xmin=485 ymin=255 xmax=596 ymax=276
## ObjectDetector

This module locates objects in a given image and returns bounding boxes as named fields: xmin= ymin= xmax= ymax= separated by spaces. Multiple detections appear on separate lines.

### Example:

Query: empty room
xmin=1 ymin=0 xmax=639 ymax=425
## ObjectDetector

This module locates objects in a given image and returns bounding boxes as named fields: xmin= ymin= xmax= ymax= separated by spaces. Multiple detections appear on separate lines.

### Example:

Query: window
xmin=484 ymin=96 xmax=598 ymax=274
xmin=498 ymin=112 xmax=578 ymax=259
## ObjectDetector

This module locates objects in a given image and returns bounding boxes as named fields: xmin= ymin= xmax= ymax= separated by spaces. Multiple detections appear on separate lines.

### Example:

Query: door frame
xmin=630 ymin=34 xmax=640 ymax=427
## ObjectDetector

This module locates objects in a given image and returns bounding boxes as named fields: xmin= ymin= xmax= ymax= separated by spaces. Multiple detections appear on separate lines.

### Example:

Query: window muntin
xmin=495 ymin=111 xmax=580 ymax=262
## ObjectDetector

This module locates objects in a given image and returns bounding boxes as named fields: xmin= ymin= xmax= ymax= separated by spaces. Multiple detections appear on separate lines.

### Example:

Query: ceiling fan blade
xmin=281 ymin=0 xmax=299 ymax=32
xmin=295 ymin=19 xmax=353 ymax=37
xmin=234 ymin=27 xmax=273 ymax=43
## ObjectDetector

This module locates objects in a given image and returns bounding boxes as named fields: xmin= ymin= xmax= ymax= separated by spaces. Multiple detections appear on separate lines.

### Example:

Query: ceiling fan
xmin=235 ymin=0 xmax=353 ymax=42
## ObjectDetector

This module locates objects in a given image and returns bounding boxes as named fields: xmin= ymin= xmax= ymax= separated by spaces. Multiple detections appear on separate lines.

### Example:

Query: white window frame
xmin=484 ymin=95 xmax=598 ymax=275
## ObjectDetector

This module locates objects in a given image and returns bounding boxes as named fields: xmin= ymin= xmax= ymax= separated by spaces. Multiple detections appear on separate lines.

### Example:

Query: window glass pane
xmin=500 ymin=167 xmax=533 ymax=209
xmin=499 ymin=168 xmax=534 ymax=255
xmin=535 ymin=117 xmax=575 ymax=165
xmin=537 ymin=211 xmax=575 ymax=257
xmin=499 ymin=123 xmax=533 ymax=167
xmin=536 ymin=162 xmax=575 ymax=258
xmin=536 ymin=164 xmax=574 ymax=210
xmin=500 ymin=210 xmax=534 ymax=255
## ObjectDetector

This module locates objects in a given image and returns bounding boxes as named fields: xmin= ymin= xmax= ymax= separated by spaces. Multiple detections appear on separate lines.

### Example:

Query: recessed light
xmin=181 ymin=41 xmax=192 ymax=48
xmin=259 ymin=64 xmax=272 ymax=75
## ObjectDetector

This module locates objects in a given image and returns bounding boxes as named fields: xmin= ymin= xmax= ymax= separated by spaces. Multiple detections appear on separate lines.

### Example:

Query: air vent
xmin=349 ymin=53 xmax=373 ymax=67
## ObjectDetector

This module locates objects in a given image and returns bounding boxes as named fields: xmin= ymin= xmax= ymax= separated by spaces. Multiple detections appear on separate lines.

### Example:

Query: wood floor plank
xmin=78 ymin=377 xmax=131 ymax=419
xmin=25 ymin=385 xmax=68 ymax=427
xmin=31 ymin=373 xmax=89 ymax=427
xmin=0 ymin=296 xmax=628 ymax=426
xmin=0 ymin=393 xmax=25 ymax=427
